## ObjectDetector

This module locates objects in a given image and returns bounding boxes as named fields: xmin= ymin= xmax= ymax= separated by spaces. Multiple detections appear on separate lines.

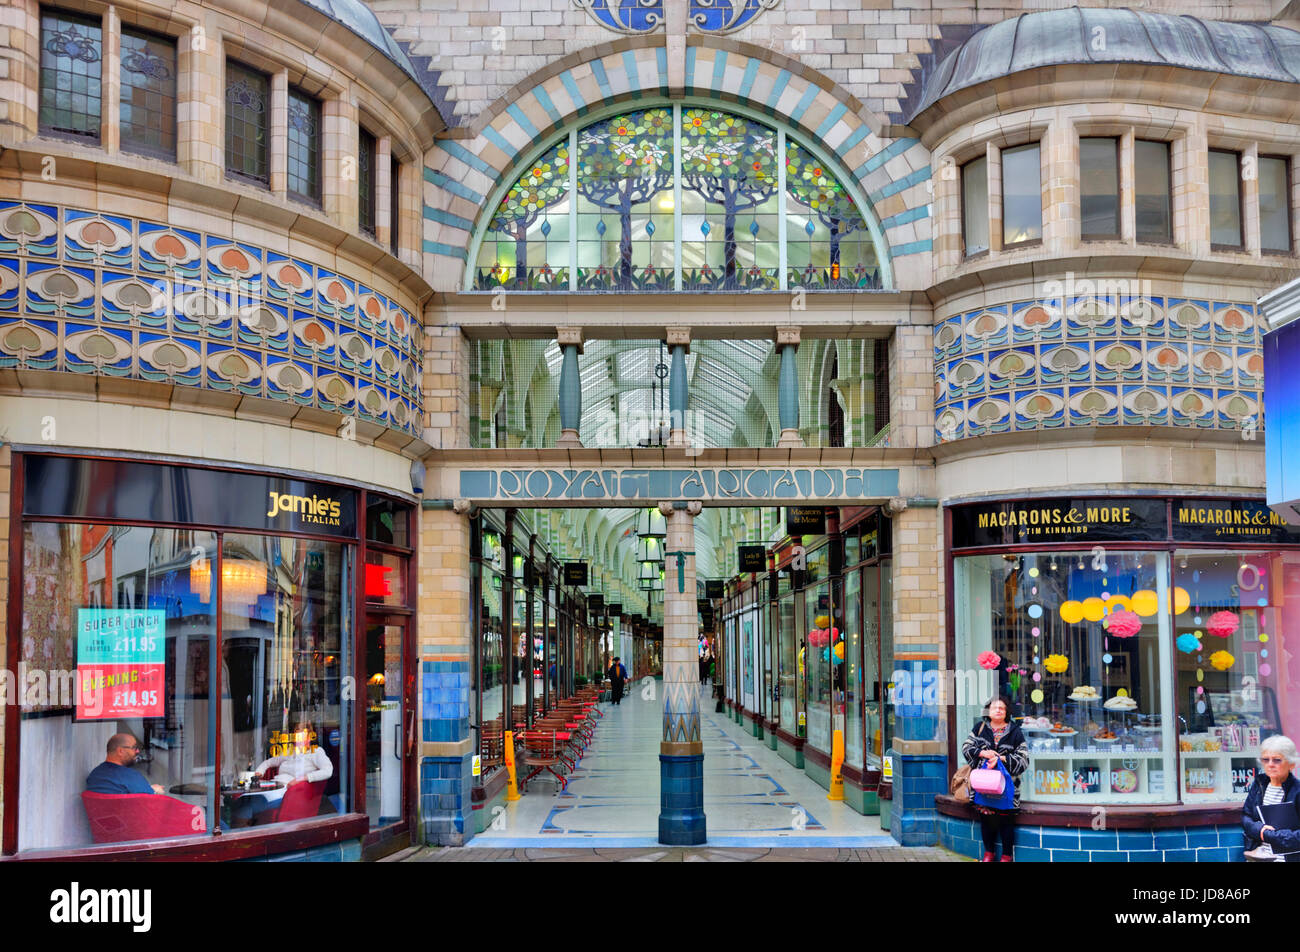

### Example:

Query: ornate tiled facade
xmin=0 ymin=202 xmax=424 ymax=436
xmin=933 ymin=297 xmax=1265 ymax=442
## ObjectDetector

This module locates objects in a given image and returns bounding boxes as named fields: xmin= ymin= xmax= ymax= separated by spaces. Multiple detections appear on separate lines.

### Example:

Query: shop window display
xmin=777 ymin=588 xmax=798 ymax=732
xmin=1172 ymin=550 xmax=1300 ymax=800
xmin=956 ymin=551 xmax=1174 ymax=804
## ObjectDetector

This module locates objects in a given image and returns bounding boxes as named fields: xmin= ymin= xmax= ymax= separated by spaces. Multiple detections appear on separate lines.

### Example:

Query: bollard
xmin=828 ymin=728 xmax=844 ymax=801
xmin=504 ymin=729 xmax=521 ymax=801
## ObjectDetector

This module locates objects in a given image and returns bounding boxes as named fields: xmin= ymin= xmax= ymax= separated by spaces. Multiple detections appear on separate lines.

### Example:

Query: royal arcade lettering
xmin=457 ymin=467 xmax=899 ymax=503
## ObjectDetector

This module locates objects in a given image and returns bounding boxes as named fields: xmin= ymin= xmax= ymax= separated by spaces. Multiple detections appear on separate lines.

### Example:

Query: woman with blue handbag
xmin=961 ymin=696 xmax=1029 ymax=862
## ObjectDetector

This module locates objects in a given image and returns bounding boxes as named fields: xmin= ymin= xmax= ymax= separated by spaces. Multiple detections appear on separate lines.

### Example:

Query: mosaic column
xmin=658 ymin=499 xmax=706 ymax=845
xmin=556 ymin=326 xmax=584 ymax=448
xmin=667 ymin=326 xmax=690 ymax=448
xmin=776 ymin=325 xmax=803 ymax=448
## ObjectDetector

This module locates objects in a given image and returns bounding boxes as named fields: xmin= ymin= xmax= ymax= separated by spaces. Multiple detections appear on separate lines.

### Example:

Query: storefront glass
xmin=18 ymin=524 xmax=218 ymax=850
xmin=1173 ymin=549 xmax=1300 ymax=799
xmin=778 ymin=588 xmax=798 ymax=730
xmin=805 ymin=578 xmax=833 ymax=752
xmin=479 ymin=526 xmax=506 ymax=738
xmin=844 ymin=567 xmax=863 ymax=768
xmin=955 ymin=550 xmax=1175 ymax=804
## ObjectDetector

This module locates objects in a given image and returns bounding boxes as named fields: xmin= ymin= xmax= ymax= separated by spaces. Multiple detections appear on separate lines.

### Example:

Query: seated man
xmin=86 ymin=734 xmax=164 ymax=795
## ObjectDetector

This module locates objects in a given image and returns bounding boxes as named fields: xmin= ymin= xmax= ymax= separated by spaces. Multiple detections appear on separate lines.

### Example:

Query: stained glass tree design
xmin=681 ymin=109 xmax=778 ymax=289
xmin=784 ymin=140 xmax=875 ymax=289
xmin=477 ymin=141 xmax=570 ymax=289
xmin=576 ymin=108 xmax=673 ymax=289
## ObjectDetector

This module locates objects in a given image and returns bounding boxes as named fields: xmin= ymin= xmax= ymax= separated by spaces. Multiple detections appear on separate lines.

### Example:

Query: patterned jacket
xmin=961 ymin=721 xmax=1030 ymax=810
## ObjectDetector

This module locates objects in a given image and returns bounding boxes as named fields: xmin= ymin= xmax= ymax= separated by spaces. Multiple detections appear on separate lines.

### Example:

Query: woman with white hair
xmin=1242 ymin=734 xmax=1300 ymax=862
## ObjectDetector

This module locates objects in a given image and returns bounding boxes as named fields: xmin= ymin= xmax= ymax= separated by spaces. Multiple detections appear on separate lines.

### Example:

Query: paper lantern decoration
xmin=1081 ymin=597 xmax=1105 ymax=622
xmin=1059 ymin=601 xmax=1084 ymax=624
xmin=1173 ymin=586 xmax=1191 ymax=614
xmin=1130 ymin=590 xmax=1159 ymax=618
xmin=1209 ymin=650 xmax=1235 ymax=671
xmin=1207 ymin=611 xmax=1239 ymax=639
xmin=1104 ymin=594 xmax=1134 ymax=613
xmin=1176 ymin=632 xmax=1201 ymax=654
xmin=833 ymin=641 xmax=845 ymax=661
xmin=1104 ymin=610 xmax=1142 ymax=638
xmin=1044 ymin=654 xmax=1069 ymax=674
xmin=814 ymin=614 xmax=831 ymax=629
xmin=808 ymin=628 xmax=830 ymax=648
xmin=830 ymin=627 xmax=841 ymax=642
xmin=977 ymin=651 xmax=1002 ymax=670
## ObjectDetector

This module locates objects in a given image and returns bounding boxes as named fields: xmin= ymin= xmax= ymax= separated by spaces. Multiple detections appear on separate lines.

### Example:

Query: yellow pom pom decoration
xmin=1044 ymin=654 xmax=1069 ymax=674
xmin=1209 ymin=650 xmax=1235 ymax=671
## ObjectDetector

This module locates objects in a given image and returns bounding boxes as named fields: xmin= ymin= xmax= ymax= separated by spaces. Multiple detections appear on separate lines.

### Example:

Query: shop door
xmin=365 ymin=616 xmax=411 ymax=833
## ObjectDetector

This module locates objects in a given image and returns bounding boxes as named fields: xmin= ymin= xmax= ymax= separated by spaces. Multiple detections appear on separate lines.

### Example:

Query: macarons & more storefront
xmin=940 ymin=495 xmax=1300 ymax=857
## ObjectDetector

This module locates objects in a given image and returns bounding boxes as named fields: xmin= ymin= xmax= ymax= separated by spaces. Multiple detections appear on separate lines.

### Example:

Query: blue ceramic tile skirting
xmin=939 ymin=818 xmax=1248 ymax=862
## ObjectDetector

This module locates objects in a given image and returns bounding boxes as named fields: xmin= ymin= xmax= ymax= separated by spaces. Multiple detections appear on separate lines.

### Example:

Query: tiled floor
xmin=463 ymin=682 xmax=903 ymax=849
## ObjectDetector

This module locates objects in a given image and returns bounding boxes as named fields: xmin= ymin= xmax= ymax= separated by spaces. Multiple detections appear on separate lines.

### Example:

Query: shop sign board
xmin=588 ymin=594 xmax=604 ymax=612
xmin=785 ymin=506 xmax=826 ymax=536
xmin=738 ymin=545 xmax=766 ymax=572
xmin=951 ymin=497 xmax=1167 ymax=548
xmin=75 ymin=609 xmax=165 ymax=720
xmin=1172 ymin=498 xmax=1300 ymax=543
xmin=608 ymin=602 xmax=623 ymax=615
xmin=705 ymin=580 xmax=724 ymax=599
xmin=564 ymin=562 xmax=588 ymax=586
xmin=457 ymin=466 xmax=899 ymax=504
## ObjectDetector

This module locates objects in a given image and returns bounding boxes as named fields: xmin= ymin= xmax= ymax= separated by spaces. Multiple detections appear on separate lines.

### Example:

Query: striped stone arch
xmin=421 ymin=39 xmax=933 ymax=291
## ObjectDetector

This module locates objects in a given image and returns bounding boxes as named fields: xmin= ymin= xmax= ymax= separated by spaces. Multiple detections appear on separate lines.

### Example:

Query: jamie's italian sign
xmin=75 ymin=609 xmax=165 ymax=720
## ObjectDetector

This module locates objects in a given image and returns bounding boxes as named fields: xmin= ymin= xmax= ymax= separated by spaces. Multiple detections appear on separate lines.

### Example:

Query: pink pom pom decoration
xmin=1105 ymin=609 xmax=1142 ymax=638
xmin=808 ymin=629 xmax=830 ymax=648
xmin=1207 ymin=610 xmax=1239 ymax=639
xmin=977 ymin=651 xmax=1001 ymax=670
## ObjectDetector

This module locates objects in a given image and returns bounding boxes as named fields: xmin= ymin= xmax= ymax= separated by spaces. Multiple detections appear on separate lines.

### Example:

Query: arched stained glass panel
xmin=471 ymin=104 xmax=884 ymax=292
xmin=475 ymin=140 xmax=571 ymax=290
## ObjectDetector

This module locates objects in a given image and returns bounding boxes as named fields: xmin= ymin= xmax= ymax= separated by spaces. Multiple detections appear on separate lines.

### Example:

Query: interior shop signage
xmin=738 ymin=545 xmax=766 ymax=572
xmin=951 ymin=497 xmax=1167 ymax=548
xmin=1173 ymin=498 xmax=1300 ymax=543
xmin=456 ymin=467 xmax=899 ymax=504
xmin=705 ymin=580 xmax=724 ymax=599
xmin=565 ymin=562 xmax=588 ymax=586
xmin=785 ymin=506 xmax=826 ymax=536
xmin=24 ymin=455 xmax=357 ymax=538
xmin=75 ymin=609 xmax=165 ymax=720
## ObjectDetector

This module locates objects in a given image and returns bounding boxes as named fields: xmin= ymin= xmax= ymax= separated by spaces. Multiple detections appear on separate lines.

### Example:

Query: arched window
xmin=826 ymin=351 xmax=845 ymax=447
xmin=470 ymin=103 xmax=886 ymax=292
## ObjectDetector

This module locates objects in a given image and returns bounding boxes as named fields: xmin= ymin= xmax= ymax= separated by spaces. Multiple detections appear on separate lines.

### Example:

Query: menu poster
xmin=75 ymin=609 xmax=166 ymax=720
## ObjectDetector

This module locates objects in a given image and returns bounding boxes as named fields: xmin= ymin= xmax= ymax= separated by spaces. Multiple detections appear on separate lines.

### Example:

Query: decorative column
xmin=776 ymin=326 xmax=803 ymax=447
xmin=667 ymin=326 xmax=690 ymax=448
xmin=556 ymin=326 xmax=584 ymax=448
xmin=658 ymin=499 xmax=706 ymax=845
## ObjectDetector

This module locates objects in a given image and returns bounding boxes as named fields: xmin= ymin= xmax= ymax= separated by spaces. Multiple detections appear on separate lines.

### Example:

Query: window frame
xmin=1000 ymin=142 xmax=1043 ymax=249
xmin=1134 ymin=138 xmax=1174 ymax=246
xmin=390 ymin=154 xmax=401 ymax=255
xmin=38 ymin=6 xmax=104 ymax=143
xmin=1079 ymin=135 xmax=1121 ymax=241
xmin=285 ymin=85 xmax=322 ymax=207
xmin=223 ymin=59 xmax=271 ymax=188
xmin=1258 ymin=153 xmax=1293 ymax=256
xmin=1208 ymin=147 xmax=1245 ymax=252
xmin=960 ymin=153 xmax=990 ymax=260
xmin=358 ymin=127 xmax=377 ymax=238
xmin=117 ymin=23 xmax=178 ymax=161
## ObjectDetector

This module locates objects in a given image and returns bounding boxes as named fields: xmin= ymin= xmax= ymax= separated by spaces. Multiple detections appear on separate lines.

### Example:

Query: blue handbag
xmin=971 ymin=758 xmax=1015 ymax=811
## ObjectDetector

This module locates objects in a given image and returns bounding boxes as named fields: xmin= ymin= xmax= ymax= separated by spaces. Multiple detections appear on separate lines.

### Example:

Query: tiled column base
xmin=420 ymin=754 xmax=474 ymax=846
xmin=659 ymin=753 xmax=707 ymax=845
xmin=889 ymin=752 xmax=945 ymax=846
xmin=939 ymin=815 xmax=1247 ymax=861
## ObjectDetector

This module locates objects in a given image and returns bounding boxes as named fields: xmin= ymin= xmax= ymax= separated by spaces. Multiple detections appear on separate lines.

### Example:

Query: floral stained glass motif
xmin=681 ymin=109 xmax=778 ymax=290
xmin=575 ymin=108 xmax=674 ymax=291
xmin=120 ymin=29 xmax=176 ymax=158
xmin=785 ymin=140 xmax=878 ymax=289
xmin=40 ymin=11 xmax=103 ymax=139
xmin=474 ymin=141 xmax=572 ymax=290
xmin=473 ymin=105 xmax=881 ymax=292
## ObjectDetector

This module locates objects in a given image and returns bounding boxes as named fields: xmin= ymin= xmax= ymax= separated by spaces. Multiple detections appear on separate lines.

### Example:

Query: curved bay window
xmin=950 ymin=496 xmax=1300 ymax=807
xmin=6 ymin=455 xmax=416 ymax=858
xmin=472 ymin=103 xmax=884 ymax=293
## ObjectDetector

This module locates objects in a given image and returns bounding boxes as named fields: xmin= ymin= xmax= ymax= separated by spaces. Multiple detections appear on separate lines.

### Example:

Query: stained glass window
xmin=39 ymin=8 xmax=102 ymax=140
xmin=476 ymin=140 xmax=572 ymax=290
xmin=120 ymin=28 xmax=175 ymax=158
xmin=359 ymin=128 xmax=377 ymax=237
xmin=286 ymin=87 xmax=320 ymax=204
xmin=225 ymin=61 xmax=268 ymax=184
xmin=472 ymin=104 xmax=883 ymax=292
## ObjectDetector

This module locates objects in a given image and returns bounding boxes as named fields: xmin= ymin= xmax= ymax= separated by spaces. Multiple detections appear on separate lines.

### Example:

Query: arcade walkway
xmin=460 ymin=681 xmax=905 ymax=849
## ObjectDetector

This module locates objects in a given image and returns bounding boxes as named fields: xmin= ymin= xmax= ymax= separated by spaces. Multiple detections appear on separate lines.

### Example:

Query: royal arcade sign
xmin=456 ymin=466 xmax=899 ymax=506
